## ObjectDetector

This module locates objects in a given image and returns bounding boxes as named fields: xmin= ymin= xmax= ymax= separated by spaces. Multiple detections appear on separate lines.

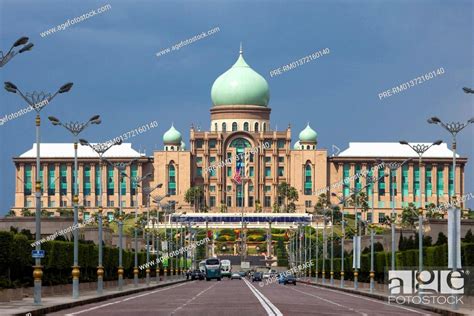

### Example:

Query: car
xmin=238 ymin=271 xmax=247 ymax=277
xmin=262 ymin=272 xmax=271 ymax=279
xmin=252 ymin=272 xmax=263 ymax=282
xmin=278 ymin=274 xmax=286 ymax=284
xmin=284 ymin=274 xmax=297 ymax=285
xmin=231 ymin=273 xmax=242 ymax=280
xmin=190 ymin=269 xmax=204 ymax=280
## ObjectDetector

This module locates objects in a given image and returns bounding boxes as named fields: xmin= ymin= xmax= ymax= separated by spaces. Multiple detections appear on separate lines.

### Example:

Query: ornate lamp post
xmin=4 ymin=81 xmax=73 ymax=305
xmin=79 ymin=138 xmax=122 ymax=294
xmin=48 ymin=115 xmax=101 ymax=298
xmin=0 ymin=36 xmax=33 ymax=67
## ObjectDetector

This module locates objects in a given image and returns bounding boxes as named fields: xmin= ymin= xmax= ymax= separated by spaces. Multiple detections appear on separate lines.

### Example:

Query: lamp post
xmin=104 ymin=159 xmax=137 ymax=290
xmin=399 ymin=141 xmax=442 ymax=276
xmin=144 ymin=185 xmax=164 ymax=284
xmin=0 ymin=36 xmax=33 ymax=67
xmin=79 ymin=139 xmax=122 ymax=294
xmin=331 ymin=192 xmax=352 ymax=288
xmin=4 ymin=81 xmax=73 ymax=305
xmin=121 ymin=173 xmax=152 ymax=287
xmin=48 ymin=115 xmax=100 ymax=298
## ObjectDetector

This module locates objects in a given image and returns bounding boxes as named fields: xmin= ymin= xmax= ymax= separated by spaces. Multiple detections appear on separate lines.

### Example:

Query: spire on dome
xmin=240 ymin=42 xmax=243 ymax=55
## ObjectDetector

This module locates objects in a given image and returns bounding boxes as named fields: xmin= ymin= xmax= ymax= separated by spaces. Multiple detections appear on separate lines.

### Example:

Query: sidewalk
xmin=298 ymin=277 xmax=473 ymax=316
xmin=0 ymin=276 xmax=188 ymax=316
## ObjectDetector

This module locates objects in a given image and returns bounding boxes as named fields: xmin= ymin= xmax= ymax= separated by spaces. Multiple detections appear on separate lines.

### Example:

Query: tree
xmin=426 ymin=203 xmax=444 ymax=219
xmin=255 ymin=200 xmax=262 ymax=213
xmin=435 ymin=232 xmax=448 ymax=246
xmin=6 ymin=210 xmax=16 ymax=217
xmin=219 ymin=201 xmax=227 ymax=213
xmin=20 ymin=208 xmax=33 ymax=217
xmin=400 ymin=203 xmax=417 ymax=228
xmin=277 ymin=182 xmax=299 ymax=212
xmin=464 ymin=229 xmax=474 ymax=243
xmin=184 ymin=186 xmax=204 ymax=212
xmin=272 ymin=202 xmax=280 ymax=213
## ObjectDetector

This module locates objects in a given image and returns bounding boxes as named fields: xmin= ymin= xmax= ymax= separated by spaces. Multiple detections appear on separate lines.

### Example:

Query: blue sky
xmin=0 ymin=0 xmax=472 ymax=215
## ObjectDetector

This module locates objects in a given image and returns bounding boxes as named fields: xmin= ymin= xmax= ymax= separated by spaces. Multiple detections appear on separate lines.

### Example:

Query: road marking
xmin=243 ymin=278 xmax=283 ymax=316
xmin=64 ymin=282 xmax=191 ymax=315
xmin=288 ymin=286 xmax=368 ymax=316
xmin=302 ymin=284 xmax=432 ymax=315
xmin=170 ymin=281 xmax=218 ymax=314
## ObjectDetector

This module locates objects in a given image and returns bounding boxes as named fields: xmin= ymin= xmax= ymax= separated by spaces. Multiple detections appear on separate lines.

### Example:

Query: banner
xmin=447 ymin=206 xmax=462 ymax=269
xmin=353 ymin=236 xmax=361 ymax=269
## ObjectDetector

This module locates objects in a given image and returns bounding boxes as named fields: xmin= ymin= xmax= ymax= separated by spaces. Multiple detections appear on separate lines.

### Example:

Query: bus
xmin=199 ymin=260 xmax=206 ymax=274
xmin=220 ymin=259 xmax=231 ymax=278
xmin=204 ymin=258 xmax=222 ymax=281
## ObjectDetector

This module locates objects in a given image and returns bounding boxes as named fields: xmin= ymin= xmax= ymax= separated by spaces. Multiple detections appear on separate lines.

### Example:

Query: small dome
xmin=293 ymin=140 xmax=302 ymax=150
xmin=180 ymin=140 xmax=186 ymax=150
xmin=163 ymin=124 xmax=182 ymax=145
xmin=299 ymin=123 xmax=317 ymax=142
xmin=211 ymin=45 xmax=270 ymax=107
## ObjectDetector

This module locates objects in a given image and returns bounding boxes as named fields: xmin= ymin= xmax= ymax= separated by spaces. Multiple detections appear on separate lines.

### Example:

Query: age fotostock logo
xmin=388 ymin=269 xmax=467 ymax=306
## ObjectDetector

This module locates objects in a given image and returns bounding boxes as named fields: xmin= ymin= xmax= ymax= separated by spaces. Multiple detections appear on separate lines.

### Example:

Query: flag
xmin=233 ymin=165 xmax=242 ymax=184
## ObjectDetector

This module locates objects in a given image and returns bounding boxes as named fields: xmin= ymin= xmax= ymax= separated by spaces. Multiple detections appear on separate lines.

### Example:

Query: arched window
xmin=263 ymin=123 xmax=266 ymax=131
xmin=243 ymin=122 xmax=249 ymax=131
xmin=214 ymin=123 xmax=218 ymax=132
xmin=222 ymin=122 xmax=226 ymax=132
xmin=304 ymin=163 xmax=312 ymax=195
xmin=232 ymin=122 xmax=238 ymax=131
xmin=168 ymin=163 xmax=176 ymax=195
xmin=254 ymin=122 xmax=259 ymax=132
xmin=170 ymin=146 xmax=174 ymax=151
xmin=307 ymin=145 xmax=310 ymax=150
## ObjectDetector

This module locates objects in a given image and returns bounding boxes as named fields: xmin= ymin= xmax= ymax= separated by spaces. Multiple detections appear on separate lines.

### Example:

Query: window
xmin=414 ymin=165 xmax=420 ymax=201
xmin=390 ymin=168 xmax=397 ymax=197
xmin=249 ymin=185 xmax=254 ymax=192
xmin=305 ymin=200 xmax=312 ymax=208
xmin=227 ymin=185 xmax=232 ymax=192
xmin=248 ymin=196 xmax=254 ymax=207
xmin=402 ymin=164 xmax=409 ymax=199
xmin=48 ymin=164 xmax=55 ymax=196
xmin=107 ymin=200 xmax=114 ymax=207
xmin=264 ymin=140 xmax=272 ymax=148
xmin=243 ymin=122 xmax=249 ymax=131
xmin=265 ymin=167 xmax=271 ymax=177
xmin=60 ymin=200 xmax=67 ymax=207
xmin=227 ymin=167 xmax=232 ymax=177
xmin=197 ymin=167 xmax=203 ymax=177
xmin=378 ymin=213 xmax=386 ymax=223
xmin=265 ymin=156 xmax=271 ymax=163
xmin=264 ymin=196 xmax=271 ymax=207
xmin=278 ymin=156 xmax=284 ymax=163
xmin=60 ymin=164 xmax=67 ymax=196
xmin=378 ymin=168 xmax=385 ymax=196
xmin=278 ymin=166 xmax=284 ymax=177
xmin=209 ymin=185 xmax=216 ymax=192
xmin=120 ymin=171 xmax=126 ymax=196
xmin=263 ymin=123 xmax=266 ymax=131
xmin=232 ymin=122 xmax=238 ymax=131
xmin=24 ymin=164 xmax=32 ymax=195
xmin=425 ymin=164 xmax=432 ymax=197
xmin=355 ymin=164 xmax=362 ymax=191
xmin=366 ymin=164 xmax=373 ymax=197
xmin=226 ymin=196 xmax=232 ymax=207
xmin=210 ymin=196 xmax=216 ymax=207
xmin=131 ymin=164 xmax=138 ymax=195
xmin=214 ymin=123 xmax=217 ymax=131
xmin=196 ymin=157 xmax=203 ymax=165
xmin=277 ymin=140 xmax=285 ymax=148
xmin=39 ymin=167 xmax=44 ymax=193
xmin=449 ymin=165 xmax=454 ymax=197
xmin=343 ymin=163 xmax=350 ymax=198
xmin=107 ymin=165 xmax=114 ymax=195
xmin=254 ymin=122 xmax=259 ymax=132
xmin=304 ymin=164 xmax=312 ymax=195
xmin=84 ymin=164 xmax=91 ymax=196
xmin=209 ymin=139 xmax=216 ymax=148
xmin=249 ymin=153 xmax=254 ymax=163
xmin=249 ymin=166 xmax=254 ymax=177
xmin=84 ymin=212 xmax=90 ymax=221
xmin=168 ymin=164 xmax=176 ymax=195
xmin=196 ymin=140 xmax=203 ymax=149
xmin=264 ymin=185 xmax=271 ymax=192
xmin=367 ymin=212 xmax=372 ymax=223
xmin=209 ymin=157 xmax=216 ymax=176
xmin=222 ymin=122 xmax=227 ymax=132
xmin=95 ymin=164 xmax=101 ymax=196
xmin=437 ymin=166 xmax=444 ymax=196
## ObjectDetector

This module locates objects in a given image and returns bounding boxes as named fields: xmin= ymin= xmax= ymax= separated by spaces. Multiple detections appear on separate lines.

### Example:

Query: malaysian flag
xmin=233 ymin=165 xmax=242 ymax=184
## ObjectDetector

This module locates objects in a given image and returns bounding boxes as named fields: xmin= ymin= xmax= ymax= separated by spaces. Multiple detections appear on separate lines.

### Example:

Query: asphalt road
xmin=49 ymin=278 xmax=439 ymax=316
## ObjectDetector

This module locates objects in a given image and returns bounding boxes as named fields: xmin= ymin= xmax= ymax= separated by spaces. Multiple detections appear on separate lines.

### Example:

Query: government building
xmin=11 ymin=48 xmax=468 ymax=224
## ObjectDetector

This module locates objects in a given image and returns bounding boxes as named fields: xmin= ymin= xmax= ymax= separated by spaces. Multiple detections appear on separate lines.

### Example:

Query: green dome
xmin=211 ymin=46 xmax=270 ymax=107
xmin=163 ymin=124 xmax=182 ymax=145
xmin=180 ymin=140 xmax=186 ymax=150
xmin=293 ymin=140 xmax=302 ymax=150
xmin=299 ymin=123 xmax=317 ymax=142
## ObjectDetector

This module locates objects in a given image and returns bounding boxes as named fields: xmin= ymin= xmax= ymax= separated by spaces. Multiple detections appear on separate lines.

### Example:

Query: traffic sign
xmin=32 ymin=250 xmax=45 ymax=259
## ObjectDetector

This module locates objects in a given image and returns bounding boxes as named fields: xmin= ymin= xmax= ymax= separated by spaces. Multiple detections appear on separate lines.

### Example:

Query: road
xmin=49 ymin=278 xmax=438 ymax=316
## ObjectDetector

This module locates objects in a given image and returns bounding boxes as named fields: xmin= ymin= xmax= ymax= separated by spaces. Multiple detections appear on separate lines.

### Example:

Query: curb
xmin=300 ymin=280 xmax=467 ymax=316
xmin=12 ymin=279 xmax=189 ymax=316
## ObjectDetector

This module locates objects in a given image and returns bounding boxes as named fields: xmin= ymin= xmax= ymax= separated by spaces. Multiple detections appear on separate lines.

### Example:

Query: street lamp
xmin=462 ymin=87 xmax=474 ymax=94
xmin=121 ymin=173 xmax=152 ymax=287
xmin=79 ymin=138 xmax=122 ymax=294
xmin=0 ymin=36 xmax=34 ymax=67
xmin=4 ymin=81 xmax=73 ymax=305
xmin=48 ymin=115 xmax=100 ymax=298
xmin=399 ymin=140 xmax=442 ymax=276
xmin=104 ymin=159 xmax=137 ymax=290
xmin=427 ymin=115 xmax=473 ymax=309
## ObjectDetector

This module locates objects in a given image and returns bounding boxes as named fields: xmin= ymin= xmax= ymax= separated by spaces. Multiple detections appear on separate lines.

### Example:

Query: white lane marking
xmin=170 ymin=282 xmax=218 ymax=314
xmin=302 ymin=284 xmax=432 ymax=316
xmin=243 ymin=278 xmax=283 ymax=316
xmin=65 ymin=282 xmax=191 ymax=315
xmin=289 ymin=286 xmax=368 ymax=316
